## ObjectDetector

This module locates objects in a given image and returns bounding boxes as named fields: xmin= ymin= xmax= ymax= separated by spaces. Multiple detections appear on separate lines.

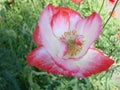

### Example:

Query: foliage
xmin=0 ymin=0 xmax=120 ymax=90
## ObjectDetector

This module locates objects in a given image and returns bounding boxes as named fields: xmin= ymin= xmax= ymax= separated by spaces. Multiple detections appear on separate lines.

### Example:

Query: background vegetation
xmin=0 ymin=0 xmax=120 ymax=90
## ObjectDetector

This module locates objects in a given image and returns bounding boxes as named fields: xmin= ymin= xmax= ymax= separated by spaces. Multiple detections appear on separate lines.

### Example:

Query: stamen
xmin=61 ymin=31 xmax=84 ymax=58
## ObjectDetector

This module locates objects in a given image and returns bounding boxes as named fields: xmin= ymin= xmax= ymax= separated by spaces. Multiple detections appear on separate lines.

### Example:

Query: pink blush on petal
xmin=51 ymin=9 xmax=70 ymax=37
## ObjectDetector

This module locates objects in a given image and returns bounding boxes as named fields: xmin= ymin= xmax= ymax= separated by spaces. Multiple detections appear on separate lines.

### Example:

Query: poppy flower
xmin=26 ymin=4 xmax=114 ymax=78
xmin=109 ymin=0 xmax=115 ymax=4
xmin=71 ymin=0 xmax=83 ymax=4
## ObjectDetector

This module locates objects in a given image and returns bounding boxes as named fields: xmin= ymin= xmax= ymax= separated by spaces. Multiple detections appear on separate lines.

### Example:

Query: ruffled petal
xmin=26 ymin=47 xmax=73 ymax=76
xmin=51 ymin=9 xmax=70 ymax=37
xmin=65 ymin=7 xmax=83 ymax=30
xmin=38 ymin=4 xmax=66 ymax=57
xmin=69 ymin=11 xmax=82 ymax=31
xmin=74 ymin=48 xmax=114 ymax=77
xmin=56 ymin=7 xmax=82 ymax=31
xmin=76 ymin=12 xmax=102 ymax=58
xmin=51 ymin=6 xmax=82 ymax=37
xmin=53 ymin=48 xmax=114 ymax=77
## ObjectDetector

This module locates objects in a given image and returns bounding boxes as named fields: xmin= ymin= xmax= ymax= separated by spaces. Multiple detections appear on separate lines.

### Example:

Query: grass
xmin=0 ymin=0 xmax=120 ymax=90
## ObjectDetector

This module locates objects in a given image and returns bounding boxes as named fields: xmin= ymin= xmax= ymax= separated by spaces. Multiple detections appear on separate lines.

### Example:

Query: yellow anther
xmin=62 ymin=30 xmax=84 ymax=58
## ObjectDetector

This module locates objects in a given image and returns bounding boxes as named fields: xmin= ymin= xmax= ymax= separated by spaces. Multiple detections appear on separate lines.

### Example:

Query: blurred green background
xmin=0 ymin=0 xmax=120 ymax=90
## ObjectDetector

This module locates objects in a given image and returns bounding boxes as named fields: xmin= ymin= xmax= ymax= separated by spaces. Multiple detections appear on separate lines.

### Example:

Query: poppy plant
xmin=71 ymin=0 xmax=83 ymax=3
xmin=26 ymin=4 xmax=114 ymax=78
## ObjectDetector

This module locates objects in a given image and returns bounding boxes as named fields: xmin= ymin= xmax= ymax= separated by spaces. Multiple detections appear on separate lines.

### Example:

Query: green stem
xmin=99 ymin=0 xmax=105 ymax=13
xmin=29 ymin=71 xmax=34 ymax=90
xmin=32 ymin=71 xmax=47 ymax=75
xmin=103 ymin=0 xmax=119 ymax=29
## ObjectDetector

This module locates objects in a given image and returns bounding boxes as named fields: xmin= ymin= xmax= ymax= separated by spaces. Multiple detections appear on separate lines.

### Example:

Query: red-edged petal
xmin=74 ymin=48 xmax=114 ymax=77
xmin=51 ymin=6 xmax=82 ymax=37
xmin=26 ymin=47 xmax=73 ymax=76
xmin=38 ymin=4 xmax=67 ymax=57
xmin=76 ymin=12 xmax=102 ymax=58
xmin=51 ymin=9 xmax=70 ymax=37
xmin=53 ymin=48 xmax=114 ymax=77
xmin=69 ymin=9 xmax=82 ymax=30
xmin=32 ymin=25 xmax=42 ymax=46
xmin=55 ymin=7 xmax=83 ymax=31
xmin=72 ymin=0 xmax=83 ymax=4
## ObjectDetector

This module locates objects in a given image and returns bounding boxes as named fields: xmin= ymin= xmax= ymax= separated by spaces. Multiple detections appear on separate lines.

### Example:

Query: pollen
xmin=62 ymin=31 xmax=84 ymax=58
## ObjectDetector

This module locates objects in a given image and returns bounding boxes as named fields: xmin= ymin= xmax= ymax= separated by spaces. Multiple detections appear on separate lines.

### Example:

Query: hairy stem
xmin=99 ymin=0 xmax=105 ymax=13
xmin=103 ymin=0 xmax=119 ymax=29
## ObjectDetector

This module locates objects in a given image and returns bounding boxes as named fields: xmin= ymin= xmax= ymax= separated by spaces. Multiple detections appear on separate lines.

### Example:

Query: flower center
xmin=61 ymin=31 xmax=84 ymax=59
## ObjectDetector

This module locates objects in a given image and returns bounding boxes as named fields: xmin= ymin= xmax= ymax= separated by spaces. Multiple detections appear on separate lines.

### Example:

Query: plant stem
xmin=32 ymin=71 xmax=47 ymax=75
xmin=103 ymin=0 xmax=119 ymax=29
xmin=99 ymin=0 xmax=105 ymax=13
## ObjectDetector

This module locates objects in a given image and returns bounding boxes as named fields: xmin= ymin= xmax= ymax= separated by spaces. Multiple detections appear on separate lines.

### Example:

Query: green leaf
xmin=32 ymin=83 xmax=40 ymax=90
xmin=73 ymin=83 xmax=81 ymax=90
